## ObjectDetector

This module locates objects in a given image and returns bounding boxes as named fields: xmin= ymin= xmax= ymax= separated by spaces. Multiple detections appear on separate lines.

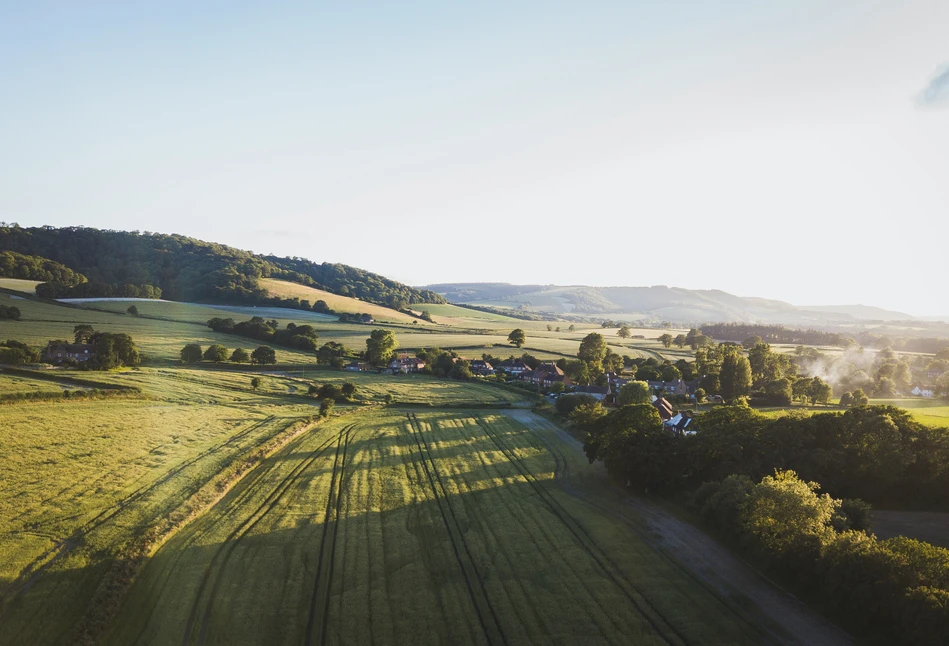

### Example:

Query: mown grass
xmin=105 ymin=410 xmax=763 ymax=645
xmin=260 ymin=278 xmax=421 ymax=324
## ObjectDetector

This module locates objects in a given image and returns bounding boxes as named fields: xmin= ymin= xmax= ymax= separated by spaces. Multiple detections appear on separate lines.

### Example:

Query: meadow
xmin=104 ymin=410 xmax=768 ymax=645
xmin=259 ymin=278 xmax=421 ymax=324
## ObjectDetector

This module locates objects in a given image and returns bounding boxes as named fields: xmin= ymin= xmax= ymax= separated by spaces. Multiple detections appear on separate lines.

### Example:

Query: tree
xmin=341 ymin=382 xmax=356 ymax=398
xmin=578 ymin=333 xmax=607 ymax=368
xmin=851 ymin=388 xmax=869 ymax=406
xmin=763 ymin=378 xmax=793 ymax=406
xmin=508 ymin=328 xmax=526 ymax=348
xmin=251 ymin=377 xmax=261 ymax=390
xmin=319 ymin=399 xmax=334 ymax=418
xmin=568 ymin=324 xmax=575 ymax=332
xmin=617 ymin=325 xmax=632 ymax=339
xmin=251 ymin=345 xmax=276 ymax=365
xmin=743 ymin=336 xmax=763 ymax=349
xmin=127 ymin=305 xmax=139 ymax=316
xmin=808 ymin=377 xmax=833 ymax=406
xmin=230 ymin=347 xmax=249 ymax=363
xmin=203 ymin=344 xmax=228 ymax=363
xmin=318 ymin=383 xmax=343 ymax=399
xmin=720 ymin=348 xmax=752 ymax=402
xmin=661 ymin=365 xmax=682 ymax=382
xmin=839 ymin=391 xmax=854 ymax=407
xmin=673 ymin=334 xmax=687 ymax=348
xmin=74 ymin=324 xmax=95 ymax=344
xmin=658 ymin=333 xmax=673 ymax=348
xmin=366 ymin=329 xmax=398 ymax=367
xmin=180 ymin=343 xmax=203 ymax=364
xmin=618 ymin=381 xmax=651 ymax=406
xmin=694 ymin=388 xmax=707 ymax=404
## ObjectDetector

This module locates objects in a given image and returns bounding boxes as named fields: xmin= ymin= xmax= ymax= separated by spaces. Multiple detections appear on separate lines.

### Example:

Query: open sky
xmin=2 ymin=1 xmax=947 ymax=315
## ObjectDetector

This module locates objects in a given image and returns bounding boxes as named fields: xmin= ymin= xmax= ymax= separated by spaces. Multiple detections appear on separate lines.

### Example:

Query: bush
xmin=555 ymin=394 xmax=597 ymax=416
xmin=319 ymin=399 xmax=334 ymax=418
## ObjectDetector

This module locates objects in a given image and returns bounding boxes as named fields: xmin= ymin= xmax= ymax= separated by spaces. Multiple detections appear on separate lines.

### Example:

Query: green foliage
xmin=555 ymin=393 xmax=597 ymax=417
xmin=365 ymin=329 xmax=398 ymax=367
xmin=229 ymin=347 xmax=249 ymax=363
xmin=127 ymin=305 xmax=139 ymax=316
xmin=180 ymin=343 xmax=203 ymax=364
xmin=617 ymin=324 xmax=631 ymax=339
xmin=578 ymin=333 xmax=607 ymax=369
xmin=720 ymin=346 xmax=752 ymax=401
xmin=251 ymin=345 xmax=277 ymax=365
xmin=617 ymin=381 xmax=651 ymax=406
xmin=318 ymin=383 xmax=343 ymax=400
xmin=207 ymin=316 xmax=319 ymax=351
xmin=657 ymin=333 xmax=673 ymax=348
xmin=319 ymin=398 xmax=334 ymax=418
xmin=0 ymin=224 xmax=442 ymax=306
xmin=0 ymin=250 xmax=86 ymax=285
xmin=0 ymin=339 xmax=40 ymax=364
xmin=507 ymin=328 xmax=526 ymax=348
xmin=250 ymin=376 xmax=261 ymax=390
xmin=203 ymin=344 xmax=228 ymax=363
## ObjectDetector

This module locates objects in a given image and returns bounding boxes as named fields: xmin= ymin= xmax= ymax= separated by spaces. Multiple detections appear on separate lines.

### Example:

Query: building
xmin=911 ymin=386 xmax=935 ymax=398
xmin=652 ymin=396 xmax=675 ymax=421
xmin=43 ymin=342 xmax=94 ymax=364
xmin=524 ymin=362 xmax=573 ymax=388
xmin=497 ymin=359 xmax=531 ymax=376
xmin=344 ymin=361 xmax=371 ymax=372
xmin=387 ymin=357 xmax=426 ymax=374
xmin=468 ymin=359 xmax=495 ymax=376
xmin=664 ymin=412 xmax=694 ymax=437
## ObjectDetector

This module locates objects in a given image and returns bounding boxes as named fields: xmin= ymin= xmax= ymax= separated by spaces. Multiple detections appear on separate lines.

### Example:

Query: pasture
xmin=105 ymin=410 xmax=767 ymax=645
xmin=0 ymin=279 xmax=40 ymax=294
xmin=260 ymin=278 xmax=421 ymax=324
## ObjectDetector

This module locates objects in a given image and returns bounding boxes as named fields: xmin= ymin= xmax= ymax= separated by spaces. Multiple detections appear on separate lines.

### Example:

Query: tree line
xmin=36 ymin=282 xmax=162 ymax=299
xmin=180 ymin=343 xmax=274 ymax=365
xmin=0 ymin=250 xmax=86 ymax=286
xmin=207 ymin=317 xmax=320 ymax=351
xmin=0 ymin=224 xmax=443 ymax=307
xmin=699 ymin=323 xmax=850 ymax=347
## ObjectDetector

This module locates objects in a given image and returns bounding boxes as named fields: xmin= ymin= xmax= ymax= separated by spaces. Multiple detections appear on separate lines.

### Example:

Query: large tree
xmin=180 ymin=343 xmax=203 ymax=364
xmin=366 ymin=329 xmax=398 ymax=366
xmin=618 ymin=381 xmax=652 ymax=406
xmin=203 ymin=344 xmax=228 ymax=363
xmin=617 ymin=325 xmax=631 ymax=339
xmin=658 ymin=333 xmax=674 ymax=348
xmin=251 ymin=345 xmax=277 ymax=365
xmin=720 ymin=347 xmax=752 ymax=401
xmin=229 ymin=347 xmax=249 ymax=363
xmin=508 ymin=328 xmax=526 ymax=348
xmin=578 ymin=333 xmax=607 ymax=369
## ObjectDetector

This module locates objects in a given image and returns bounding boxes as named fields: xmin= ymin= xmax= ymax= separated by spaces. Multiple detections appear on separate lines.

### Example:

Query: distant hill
xmin=0 ymin=225 xmax=444 ymax=307
xmin=422 ymin=282 xmax=919 ymax=325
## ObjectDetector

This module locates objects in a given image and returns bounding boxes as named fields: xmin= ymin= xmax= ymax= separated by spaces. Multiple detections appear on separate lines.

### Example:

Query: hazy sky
xmin=2 ymin=1 xmax=947 ymax=314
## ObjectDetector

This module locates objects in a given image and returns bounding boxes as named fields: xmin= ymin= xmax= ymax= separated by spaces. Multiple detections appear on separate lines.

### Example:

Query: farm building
xmin=911 ymin=386 xmax=935 ymax=398
xmin=43 ymin=342 xmax=94 ymax=364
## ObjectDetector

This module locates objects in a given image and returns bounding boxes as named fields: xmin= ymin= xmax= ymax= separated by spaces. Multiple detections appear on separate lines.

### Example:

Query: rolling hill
xmin=423 ymin=282 xmax=918 ymax=325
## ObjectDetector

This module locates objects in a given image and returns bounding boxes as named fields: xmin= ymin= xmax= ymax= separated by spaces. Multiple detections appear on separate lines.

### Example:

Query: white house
xmin=911 ymin=386 xmax=935 ymax=398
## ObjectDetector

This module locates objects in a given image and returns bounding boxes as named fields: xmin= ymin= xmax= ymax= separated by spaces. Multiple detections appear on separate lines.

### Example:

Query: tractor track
xmin=182 ymin=424 xmax=354 ymax=646
xmin=473 ymin=415 xmax=686 ymax=646
xmin=405 ymin=413 xmax=507 ymax=646
xmin=304 ymin=426 xmax=353 ymax=646
xmin=0 ymin=414 xmax=283 ymax=620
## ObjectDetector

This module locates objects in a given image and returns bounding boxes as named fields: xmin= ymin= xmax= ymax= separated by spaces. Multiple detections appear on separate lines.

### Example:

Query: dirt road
xmin=503 ymin=409 xmax=852 ymax=646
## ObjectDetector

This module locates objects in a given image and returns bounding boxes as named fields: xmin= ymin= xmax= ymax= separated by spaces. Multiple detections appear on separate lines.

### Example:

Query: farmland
xmin=104 ymin=410 xmax=771 ymax=645
xmin=259 ymin=278 xmax=421 ymax=324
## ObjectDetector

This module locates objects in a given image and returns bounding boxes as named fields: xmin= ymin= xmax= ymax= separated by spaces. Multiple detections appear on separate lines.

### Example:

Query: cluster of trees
xmin=365 ymin=329 xmax=398 ymax=367
xmin=0 ymin=224 xmax=442 ymax=307
xmin=180 ymin=343 xmax=273 ymax=365
xmin=36 ymin=282 xmax=161 ymax=299
xmin=694 ymin=471 xmax=949 ymax=644
xmin=414 ymin=347 xmax=476 ymax=380
xmin=0 ymin=340 xmax=40 ymax=364
xmin=206 ymin=317 xmax=319 ymax=351
xmin=337 ymin=312 xmax=375 ymax=323
xmin=699 ymin=323 xmax=850 ymax=347
xmin=0 ymin=305 xmax=21 ymax=320
xmin=307 ymin=382 xmax=357 ymax=401
xmin=0 ymin=250 xmax=86 ymax=285
xmin=581 ymin=403 xmax=949 ymax=506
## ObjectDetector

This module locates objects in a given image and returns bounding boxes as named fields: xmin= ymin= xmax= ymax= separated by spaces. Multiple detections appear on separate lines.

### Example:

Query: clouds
xmin=920 ymin=66 xmax=949 ymax=106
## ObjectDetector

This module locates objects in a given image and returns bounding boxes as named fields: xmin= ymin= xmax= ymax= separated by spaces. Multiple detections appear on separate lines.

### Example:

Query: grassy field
xmin=104 ymin=410 xmax=765 ymax=645
xmin=0 ymin=279 xmax=41 ymax=294
xmin=747 ymin=398 xmax=949 ymax=428
xmin=0 ymin=367 xmax=533 ymax=644
xmin=0 ymin=372 xmax=86 ymax=395
xmin=260 ymin=278 xmax=421 ymax=324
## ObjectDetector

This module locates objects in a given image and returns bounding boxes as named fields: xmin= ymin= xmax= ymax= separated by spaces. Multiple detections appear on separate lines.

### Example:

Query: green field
xmin=0 ymin=279 xmax=41 ymax=294
xmin=0 ymin=372 xmax=84 ymax=395
xmin=104 ymin=410 xmax=765 ymax=645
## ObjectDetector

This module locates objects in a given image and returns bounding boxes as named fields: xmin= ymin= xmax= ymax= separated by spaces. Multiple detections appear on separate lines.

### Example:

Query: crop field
xmin=260 ymin=278 xmax=421 ymax=324
xmin=104 ymin=410 xmax=766 ymax=645
xmin=0 ymin=372 xmax=83 ymax=395
xmin=0 ymin=279 xmax=41 ymax=294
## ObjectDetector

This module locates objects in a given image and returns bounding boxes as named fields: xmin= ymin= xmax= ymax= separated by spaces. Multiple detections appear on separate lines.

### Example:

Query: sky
xmin=1 ymin=1 xmax=948 ymax=315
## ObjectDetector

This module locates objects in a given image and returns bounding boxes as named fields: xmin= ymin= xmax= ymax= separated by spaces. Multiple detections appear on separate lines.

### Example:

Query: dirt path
xmin=503 ymin=409 xmax=853 ymax=646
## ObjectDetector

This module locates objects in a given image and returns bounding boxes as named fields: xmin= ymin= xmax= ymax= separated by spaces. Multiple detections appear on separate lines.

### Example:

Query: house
xmin=604 ymin=372 xmax=628 ymax=391
xmin=911 ymin=386 xmax=935 ymax=398
xmin=361 ymin=314 xmax=374 ymax=324
xmin=706 ymin=394 xmax=724 ymax=404
xmin=572 ymin=385 xmax=610 ymax=401
xmin=43 ymin=342 xmax=94 ymax=364
xmin=468 ymin=359 xmax=495 ymax=376
xmin=664 ymin=412 xmax=694 ymax=437
xmin=653 ymin=397 xmax=675 ymax=421
xmin=525 ymin=363 xmax=573 ymax=388
xmin=647 ymin=379 xmax=691 ymax=396
xmin=388 ymin=357 xmax=426 ymax=374
xmin=497 ymin=359 xmax=531 ymax=376
xmin=344 ymin=361 xmax=371 ymax=372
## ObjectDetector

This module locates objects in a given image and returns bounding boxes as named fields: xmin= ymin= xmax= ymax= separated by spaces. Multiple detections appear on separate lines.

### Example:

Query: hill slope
xmin=0 ymin=225 xmax=444 ymax=307
xmin=423 ymin=282 xmax=917 ymax=324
